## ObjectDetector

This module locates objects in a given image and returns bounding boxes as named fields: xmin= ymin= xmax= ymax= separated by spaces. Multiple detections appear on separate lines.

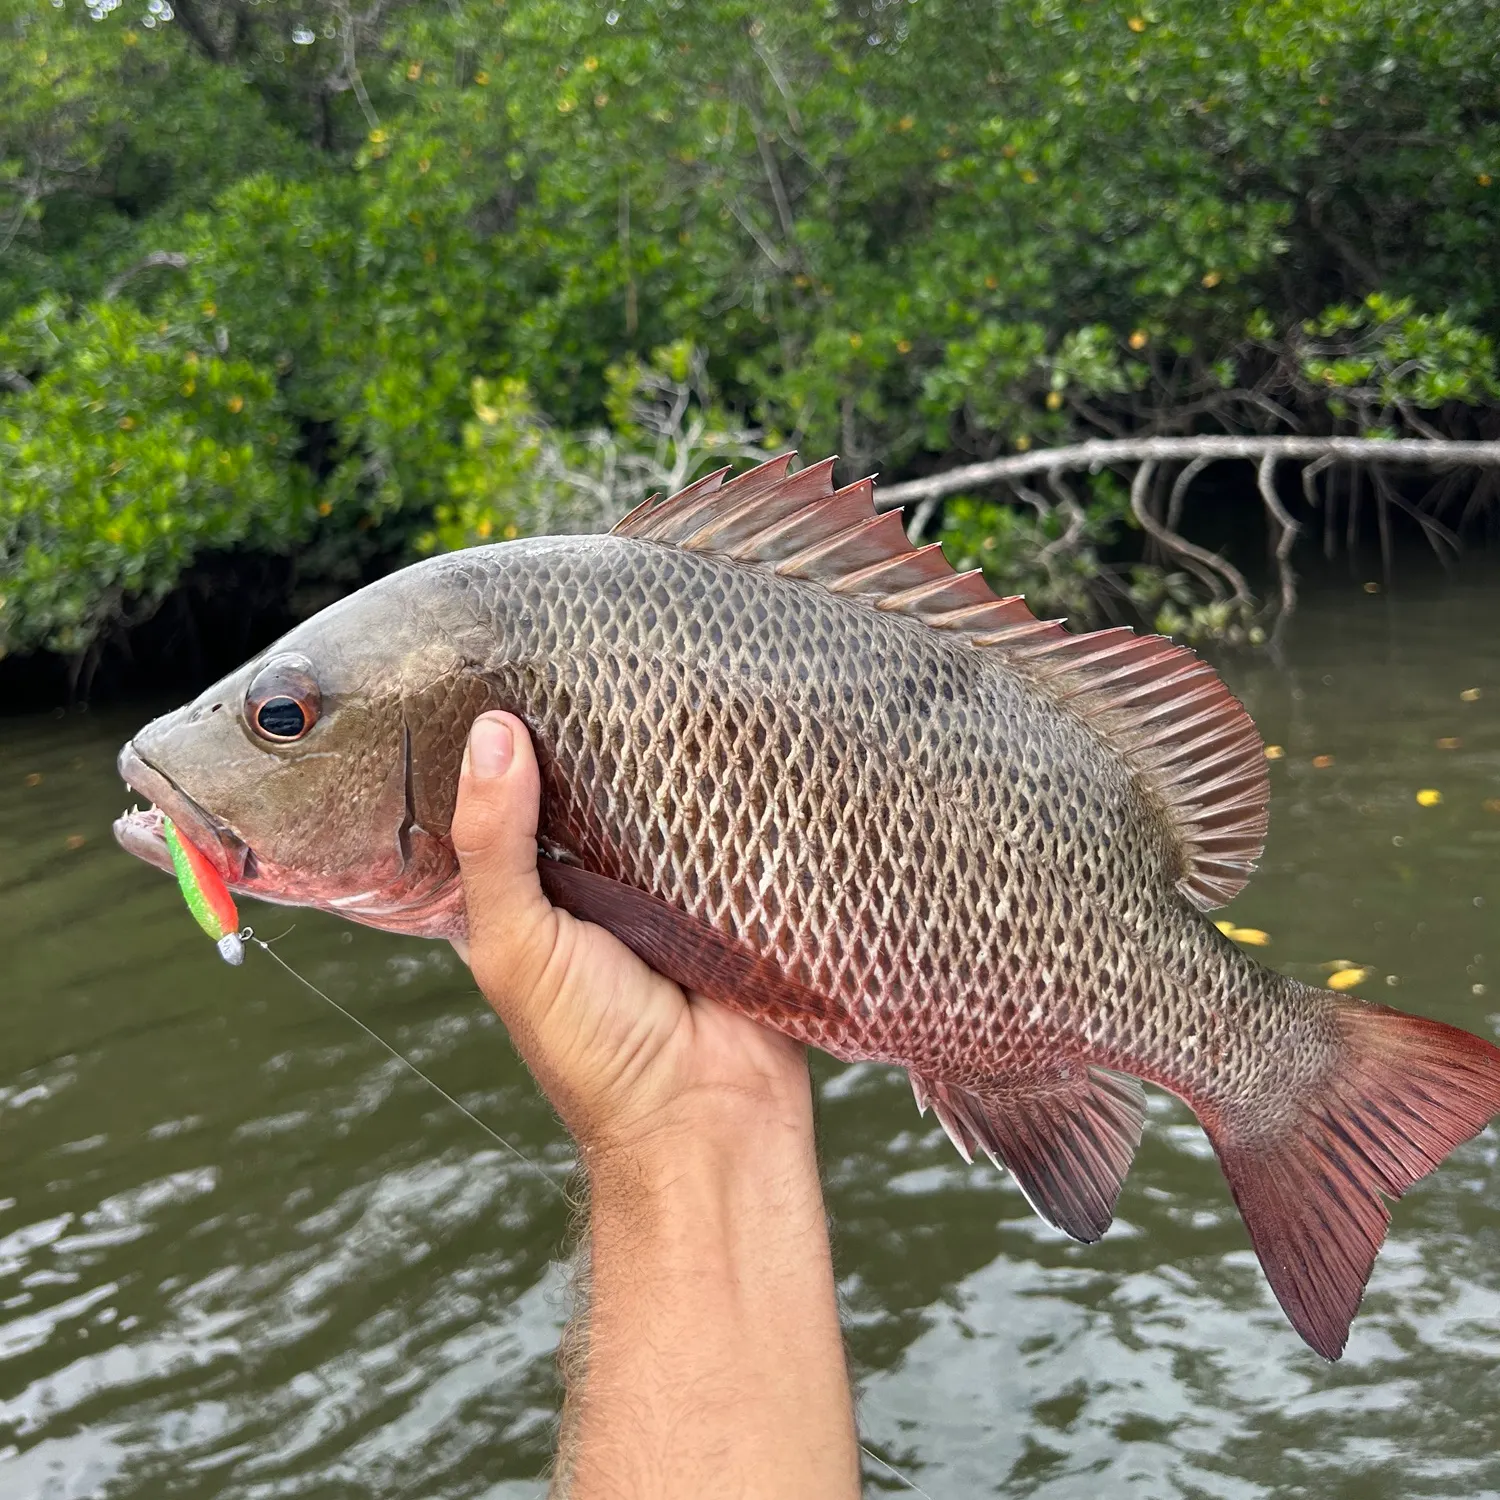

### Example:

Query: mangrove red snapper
xmin=114 ymin=454 xmax=1500 ymax=1359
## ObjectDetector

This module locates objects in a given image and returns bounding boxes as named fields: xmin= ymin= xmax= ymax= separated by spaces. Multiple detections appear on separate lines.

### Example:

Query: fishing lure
xmin=162 ymin=816 xmax=244 ymax=965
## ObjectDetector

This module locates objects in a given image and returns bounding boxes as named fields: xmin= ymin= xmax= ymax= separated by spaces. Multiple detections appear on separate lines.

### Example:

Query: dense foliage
xmin=3 ymin=0 xmax=1500 ymax=656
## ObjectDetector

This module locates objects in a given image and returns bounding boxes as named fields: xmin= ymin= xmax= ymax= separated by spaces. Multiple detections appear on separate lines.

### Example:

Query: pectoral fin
xmin=910 ymin=1063 xmax=1147 ymax=1242
xmin=538 ymin=857 xmax=836 ymax=1027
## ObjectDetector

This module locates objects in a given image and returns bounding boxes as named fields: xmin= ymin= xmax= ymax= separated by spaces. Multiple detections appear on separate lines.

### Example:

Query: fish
xmin=114 ymin=453 xmax=1500 ymax=1359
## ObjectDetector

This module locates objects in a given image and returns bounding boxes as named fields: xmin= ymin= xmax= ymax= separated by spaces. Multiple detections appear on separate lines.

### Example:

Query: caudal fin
xmin=1199 ymin=996 xmax=1500 ymax=1360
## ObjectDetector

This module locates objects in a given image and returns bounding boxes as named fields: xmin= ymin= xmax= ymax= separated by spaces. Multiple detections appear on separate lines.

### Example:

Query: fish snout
xmin=115 ymin=740 xmax=253 ymax=884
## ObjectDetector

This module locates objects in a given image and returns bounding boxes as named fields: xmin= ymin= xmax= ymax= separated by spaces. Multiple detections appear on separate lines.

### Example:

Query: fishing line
xmin=250 ymin=933 xmax=931 ymax=1493
xmin=241 ymin=927 xmax=567 ymax=1201
xmin=860 ymin=1441 xmax=934 ymax=1498
xmin=255 ymin=932 xmax=931 ymax=1491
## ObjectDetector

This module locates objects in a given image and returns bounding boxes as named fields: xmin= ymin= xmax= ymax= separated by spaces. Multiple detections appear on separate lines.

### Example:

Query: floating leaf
xmin=1416 ymin=788 xmax=1442 ymax=807
xmin=1461 ymin=688 xmax=1482 ymax=702
xmin=1436 ymin=737 xmax=1462 ymax=750
xmin=1264 ymin=744 xmax=1285 ymax=760
xmin=1228 ymin=927 xmax=1271 ymax=946
xmin=1327 ymin=967 xmax=1371 ymax=991
xmin=1311 ymin=754 xmax=1335 ymax=769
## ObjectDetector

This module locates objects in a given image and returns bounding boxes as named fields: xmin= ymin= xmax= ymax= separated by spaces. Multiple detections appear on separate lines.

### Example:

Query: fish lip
xmin=113 ymin=742 xmax=254 ymax=885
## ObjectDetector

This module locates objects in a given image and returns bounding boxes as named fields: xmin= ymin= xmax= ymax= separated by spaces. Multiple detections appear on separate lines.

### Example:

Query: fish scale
xmin=467 ymin=539 xmax=1264 ymax=1090
xmin=114 ymin=453 xmax=1500 ymax=1361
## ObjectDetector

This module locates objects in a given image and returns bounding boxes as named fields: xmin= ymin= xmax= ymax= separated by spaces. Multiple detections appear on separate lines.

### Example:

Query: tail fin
xmin=1198 ymin=996 xmax=1500 ymax=1360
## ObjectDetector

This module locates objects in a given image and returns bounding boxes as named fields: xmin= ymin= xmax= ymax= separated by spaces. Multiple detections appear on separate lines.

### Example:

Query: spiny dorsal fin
xmin=613 ymin=453 xmax=1269 ymax=909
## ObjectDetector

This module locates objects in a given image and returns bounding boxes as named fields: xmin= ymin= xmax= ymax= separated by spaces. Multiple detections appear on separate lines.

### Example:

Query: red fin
xmin=609 ymin=452 xmax=1267 ymax=910
xmin=1198 ymin=996 xmax=1500 ymax=1360
xmin=537 ymin=858 xmax=834 ymax=1026
xmin=910 ymin=1064 xmax=1147 ymax=1242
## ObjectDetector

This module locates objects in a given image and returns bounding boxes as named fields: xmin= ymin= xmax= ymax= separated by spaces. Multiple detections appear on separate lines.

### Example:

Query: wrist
xmin=577 ymin=1039 xmax=817 ymax=1185
xmin=584 ymin=1090 xmax=824 ymax=1235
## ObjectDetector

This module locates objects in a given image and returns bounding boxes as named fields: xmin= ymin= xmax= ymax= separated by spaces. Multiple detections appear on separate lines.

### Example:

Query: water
xmin=3 ymin=576 xmax=1499 ymax=1499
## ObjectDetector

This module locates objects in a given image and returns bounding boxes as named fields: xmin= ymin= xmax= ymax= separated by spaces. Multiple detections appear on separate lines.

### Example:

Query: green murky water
xmin=3 ymin=576 xmax=1499 ymax=1499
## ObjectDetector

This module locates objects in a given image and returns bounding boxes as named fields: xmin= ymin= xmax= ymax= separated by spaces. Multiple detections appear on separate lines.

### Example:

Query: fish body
xmin=452 ymin=531 xmax=1289 ymax=1089
xmin=115 ymin=455 xmax=1500 ymax=1359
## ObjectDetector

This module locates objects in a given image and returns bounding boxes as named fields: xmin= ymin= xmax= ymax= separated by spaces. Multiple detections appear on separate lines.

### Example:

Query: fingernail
xmin=469 ymin=715 xmax=514 ymax=780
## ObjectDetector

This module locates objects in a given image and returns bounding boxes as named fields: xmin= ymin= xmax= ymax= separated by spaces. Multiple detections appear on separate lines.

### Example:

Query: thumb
xmin=449 ymin=712 xmax=562 ymax=1025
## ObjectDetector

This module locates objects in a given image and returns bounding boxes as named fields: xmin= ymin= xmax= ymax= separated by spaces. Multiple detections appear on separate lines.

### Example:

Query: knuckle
xmin=449 ymin=797 xmax=505 ymax=862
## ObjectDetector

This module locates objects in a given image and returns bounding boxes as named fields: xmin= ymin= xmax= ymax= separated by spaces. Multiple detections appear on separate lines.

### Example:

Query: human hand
xmin=449 ymin=711 xmax=813 ymax=1172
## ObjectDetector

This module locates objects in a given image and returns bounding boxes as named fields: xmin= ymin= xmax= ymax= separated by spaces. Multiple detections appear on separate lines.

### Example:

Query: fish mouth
xmin=113 ymin=743 xmax=255 ymax=886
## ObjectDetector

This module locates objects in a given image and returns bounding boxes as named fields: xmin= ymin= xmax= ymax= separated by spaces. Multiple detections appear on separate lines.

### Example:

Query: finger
xmin=450 ymin=712 xmax=561 ymax=1019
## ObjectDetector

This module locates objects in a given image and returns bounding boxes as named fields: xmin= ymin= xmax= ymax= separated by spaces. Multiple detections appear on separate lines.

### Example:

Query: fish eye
xmin=256 ymin=697 xmax=306 ymax=738
xmin=245 ymin=655 xmax=321 ymax=744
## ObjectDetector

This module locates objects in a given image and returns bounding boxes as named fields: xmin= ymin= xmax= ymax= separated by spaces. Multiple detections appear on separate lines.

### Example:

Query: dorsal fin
xmin=613 ymin=453 xmax=1269 ymax=908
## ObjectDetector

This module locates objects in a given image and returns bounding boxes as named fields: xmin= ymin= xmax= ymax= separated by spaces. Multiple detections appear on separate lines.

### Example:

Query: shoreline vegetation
xmin=3 ymin=0 xmax=1500 ymax=683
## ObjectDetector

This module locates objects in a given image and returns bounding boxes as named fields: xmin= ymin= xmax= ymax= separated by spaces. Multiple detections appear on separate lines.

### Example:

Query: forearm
xmin=556 ymin=1108 xmax=860 ymax=1500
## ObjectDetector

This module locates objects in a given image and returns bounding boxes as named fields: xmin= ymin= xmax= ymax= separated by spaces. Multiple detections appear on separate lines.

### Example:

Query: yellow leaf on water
xmin=1415 ymin=788 xmax=1442 ymax=807
xmin=1327 ymin=967 xmax=1370 ymax=991
xmin=1485 ymin=799 xmax=1500 ymax=814
xmin=1263 ymin=744 xmax=1285 ymax=760
xmin=1460 ymin=688 xmax=1481 ymax=702
xmin=1311 ymin=754 xmax=1335 ymax=769
xmin=1228 ymin=927 xmax=1271 ymax=946
xmin=1436 ymin=737 xmax=1462 ymax=750
xmin=1214 ymin=920 xmax=1236 ymax=935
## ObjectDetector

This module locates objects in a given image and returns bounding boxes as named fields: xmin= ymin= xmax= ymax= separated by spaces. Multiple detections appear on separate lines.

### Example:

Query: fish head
xmin=113 ymin=571 xmax=494 ymax=940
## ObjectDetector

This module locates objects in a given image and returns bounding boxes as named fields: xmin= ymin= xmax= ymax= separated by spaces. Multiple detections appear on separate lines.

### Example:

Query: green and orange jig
xmin=162 ymin=816 xmax=245 ymax=965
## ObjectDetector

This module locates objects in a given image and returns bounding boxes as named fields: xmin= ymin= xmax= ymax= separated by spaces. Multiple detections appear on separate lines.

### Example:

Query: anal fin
xmin=910 ymin=1063 xmax=1147 ymax=1243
